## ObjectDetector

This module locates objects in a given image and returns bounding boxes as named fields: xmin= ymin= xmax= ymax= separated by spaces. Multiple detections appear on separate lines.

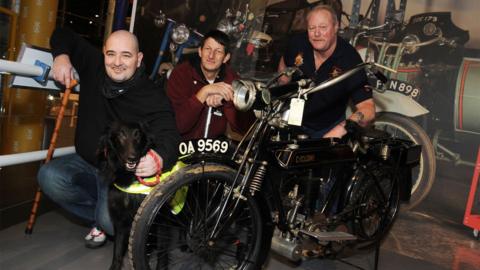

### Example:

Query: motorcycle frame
xmin=203 ymin=101 xmax=411 ymax=240
xmin=149 ymin=18 xmax=203 ymax=79
xmin=169 ymin=63 xmax=420 ymax=265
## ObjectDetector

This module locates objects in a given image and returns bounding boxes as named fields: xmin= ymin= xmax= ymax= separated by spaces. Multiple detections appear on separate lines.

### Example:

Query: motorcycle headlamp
xmin=402 ymin=34 xmax=421 ymax=54
xmin=217 ymin=19 xmax=237 ymax=36
xmin=171 ymin=24 xmax=190 ymax=45
xmin=422 ymin=22 xmax=437 ymax=36
xmin=232 ymin=80 xmax=270 ymax=111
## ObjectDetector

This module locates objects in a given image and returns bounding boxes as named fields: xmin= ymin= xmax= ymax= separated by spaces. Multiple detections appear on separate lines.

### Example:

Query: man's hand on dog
xmin=134 ymin=149 xmax=163 ymax=177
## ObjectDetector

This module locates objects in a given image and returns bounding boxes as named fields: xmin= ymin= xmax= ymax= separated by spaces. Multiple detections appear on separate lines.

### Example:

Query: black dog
xmin=97 ymin=121 xmax=153 ymax=270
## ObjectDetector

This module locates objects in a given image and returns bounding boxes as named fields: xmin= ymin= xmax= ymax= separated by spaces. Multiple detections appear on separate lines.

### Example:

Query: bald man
xmin=38 ymin=28 xmax=179 ymax=248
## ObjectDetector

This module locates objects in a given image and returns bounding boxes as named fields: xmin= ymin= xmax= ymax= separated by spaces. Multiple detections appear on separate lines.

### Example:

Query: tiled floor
xmin=1 ymin=160 xmax=479 ymax=270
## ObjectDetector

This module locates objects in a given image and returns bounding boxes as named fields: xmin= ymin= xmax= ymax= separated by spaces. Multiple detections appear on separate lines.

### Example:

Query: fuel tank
xmin=269 ymin=138 xmax=355 ymax=169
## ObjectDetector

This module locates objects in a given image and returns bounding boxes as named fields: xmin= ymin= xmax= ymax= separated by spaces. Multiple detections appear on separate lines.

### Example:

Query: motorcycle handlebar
xmin=269 ymin=79 xmax=311 ymax=98
xmin=372 ymin=69 xmax=388 ymax=83
xmin=299 ymin=62 xmax=394 ymax=97
xmin=232 ymin=62 xmax=394 ymax=111
xmin=368 ymin=35 xmax=444 ymax=48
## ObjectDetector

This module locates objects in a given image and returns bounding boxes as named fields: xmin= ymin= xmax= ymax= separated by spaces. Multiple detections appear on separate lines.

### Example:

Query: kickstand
xmin=336 ymin=242 xmax=381 ymax=270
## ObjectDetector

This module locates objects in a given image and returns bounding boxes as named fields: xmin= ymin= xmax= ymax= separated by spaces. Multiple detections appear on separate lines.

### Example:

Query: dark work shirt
xmin=283 ymin=32 xmax=371 ymax=133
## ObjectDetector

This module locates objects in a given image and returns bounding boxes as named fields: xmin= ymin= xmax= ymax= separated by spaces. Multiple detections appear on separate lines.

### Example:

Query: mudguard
xmin=179 ymin=152 xmax=239 ymax=168
xmin=373 ymin=90 xmax=429 ymax=117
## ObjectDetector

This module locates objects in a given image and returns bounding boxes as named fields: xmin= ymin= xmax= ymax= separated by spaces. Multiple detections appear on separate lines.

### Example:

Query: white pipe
xmin=129 ymin=0 xmax=138 ymax=33
xmin=0 ymin=146 xmax=75 ymax=167
xmin=0 ymin=59 xmax=51 ymax=78
xmin=204 ymin=107 xmax=212 ymax=138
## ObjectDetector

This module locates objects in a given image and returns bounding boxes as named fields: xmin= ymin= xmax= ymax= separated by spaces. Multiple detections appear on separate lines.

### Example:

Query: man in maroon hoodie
xmin=167 ymin=30 xmax=251 ymax=140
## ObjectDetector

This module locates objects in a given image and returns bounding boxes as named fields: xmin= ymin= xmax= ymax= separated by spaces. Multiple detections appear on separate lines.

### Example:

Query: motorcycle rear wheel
xmin=128 ymin=163 xmax=266 ymax=270
xmin=375 ymin=112 xmax=436 ymax=210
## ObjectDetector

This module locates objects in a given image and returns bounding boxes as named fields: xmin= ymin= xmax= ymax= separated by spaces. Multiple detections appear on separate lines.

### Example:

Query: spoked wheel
xmin=352 ymin=164 xmax=400 ymax=249
xmin=375 ymin=113 xmax=436 ymax=210
xmin=129 ymin=163 xmax=266 ymax=270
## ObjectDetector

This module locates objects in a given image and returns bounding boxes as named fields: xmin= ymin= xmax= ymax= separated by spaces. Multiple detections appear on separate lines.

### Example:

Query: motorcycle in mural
xmin=348 ymin=8 xmax=477 ymax=209
xmin=127 ymin=63 xmax=421 ymax=269
xmin=149 ymin=2 xmax=271 ymax=78
xmin=146 ymin=10 xmax=203 ymax=80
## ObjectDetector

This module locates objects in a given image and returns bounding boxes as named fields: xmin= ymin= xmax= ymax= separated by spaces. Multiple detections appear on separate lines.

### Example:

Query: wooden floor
xmin=1 ymin=160 xmax=479 ymax=270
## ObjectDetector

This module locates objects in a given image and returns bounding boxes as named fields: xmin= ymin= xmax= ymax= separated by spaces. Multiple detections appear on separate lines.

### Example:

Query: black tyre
xmin=351 ymin=163 xmax=400 ymax=249
xmin=129 ymin=163 xmax=266 ymax=270
xmin=375 ymin=113 xmax=436 ymax=210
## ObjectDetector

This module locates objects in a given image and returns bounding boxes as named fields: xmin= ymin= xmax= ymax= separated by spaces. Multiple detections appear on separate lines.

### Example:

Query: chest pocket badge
xmin=213 ymin=108 xmax=223 ymax=117
xmin=330 ymin=66 xmax=343 ymax=78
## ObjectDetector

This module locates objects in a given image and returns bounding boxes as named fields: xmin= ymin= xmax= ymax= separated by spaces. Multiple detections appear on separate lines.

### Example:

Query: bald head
xmin=103 ymin=30 xmax=143 ymax=82
xmin=105 ymin=30 xmax=140 ymax=53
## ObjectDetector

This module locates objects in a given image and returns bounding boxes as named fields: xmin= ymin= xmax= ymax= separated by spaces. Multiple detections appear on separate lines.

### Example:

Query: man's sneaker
xmin=84 ymin=227 xmax=107 ymax=248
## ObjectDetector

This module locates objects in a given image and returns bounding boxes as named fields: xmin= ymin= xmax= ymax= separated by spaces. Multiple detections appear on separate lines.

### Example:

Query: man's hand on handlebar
xmin=205 ymin=94 xmax=225 ymax=108
xmin=196 ymin=82 xmax=234 ymax=105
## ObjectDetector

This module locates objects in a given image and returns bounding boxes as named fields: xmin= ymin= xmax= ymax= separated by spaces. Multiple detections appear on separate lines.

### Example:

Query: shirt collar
xmin=191 ymin=56 xmax=226 ymax=83
xmin=330 ymin=36 xmax=346 ymax=60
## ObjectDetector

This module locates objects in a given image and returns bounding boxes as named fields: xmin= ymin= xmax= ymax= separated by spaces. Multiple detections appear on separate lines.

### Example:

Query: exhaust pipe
xmin=271 ymin=235 xmax=302 ymax=262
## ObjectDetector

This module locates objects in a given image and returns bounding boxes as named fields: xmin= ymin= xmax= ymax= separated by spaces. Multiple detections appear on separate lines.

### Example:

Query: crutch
xmin=25 ymin=80 xmax=78 ymax=234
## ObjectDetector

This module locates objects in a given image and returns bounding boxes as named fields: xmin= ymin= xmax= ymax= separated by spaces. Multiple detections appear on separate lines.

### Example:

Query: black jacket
xmin=50 ymin=28 xmax=180 ymax=169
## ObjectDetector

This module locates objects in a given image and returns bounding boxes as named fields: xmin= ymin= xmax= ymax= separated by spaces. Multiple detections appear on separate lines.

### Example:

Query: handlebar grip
xmin=269 ymin=79 xmax=311 ymax=98
xmin=373 ymin=70 xmax=388 ymax=83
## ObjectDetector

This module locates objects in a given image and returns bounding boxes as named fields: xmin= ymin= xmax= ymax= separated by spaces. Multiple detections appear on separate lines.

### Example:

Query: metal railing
xmin=0 ymin=51 xmax=78 ymax=169
xmin=0 ymin=146 xmax=75 ymax=168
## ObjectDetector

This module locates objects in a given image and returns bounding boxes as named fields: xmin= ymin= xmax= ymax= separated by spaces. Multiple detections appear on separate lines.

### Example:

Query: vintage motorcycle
xmin=128 ymin=63 xmax=421 ymax=269
xmin=348 ymin=22 xmax=438 ymax=210
xmin=148 ymin=10 xmax=203 ymax=80
xmin=346 ymin=9 xmax=474 ymax=209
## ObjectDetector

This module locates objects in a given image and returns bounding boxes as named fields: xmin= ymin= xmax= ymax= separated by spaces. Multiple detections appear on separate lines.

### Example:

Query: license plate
xmin=179 ymin=139 xmax=230 ymax=155
xmin=375 ymin=79 xmax=421 ymax=99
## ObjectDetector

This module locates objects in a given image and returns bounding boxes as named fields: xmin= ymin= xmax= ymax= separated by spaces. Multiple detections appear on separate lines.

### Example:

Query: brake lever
xmin=266 ymin=67 xmax=302 ymax=88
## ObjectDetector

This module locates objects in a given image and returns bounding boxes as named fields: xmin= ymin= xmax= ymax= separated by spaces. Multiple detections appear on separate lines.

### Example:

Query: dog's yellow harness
xmin=113 ymin=161 xmax=188 ymax=214
xmin=113 ymin=161 xmax=186 ymax=195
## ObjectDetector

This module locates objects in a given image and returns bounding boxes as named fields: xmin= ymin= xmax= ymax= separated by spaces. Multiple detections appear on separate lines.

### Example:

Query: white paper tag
xmin=288 ymin=98 xmax=305 ymax=126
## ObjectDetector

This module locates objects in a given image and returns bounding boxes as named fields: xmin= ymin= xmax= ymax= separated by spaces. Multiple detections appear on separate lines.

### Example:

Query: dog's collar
xmin=113 ymin=161 xmax=186 ymax=195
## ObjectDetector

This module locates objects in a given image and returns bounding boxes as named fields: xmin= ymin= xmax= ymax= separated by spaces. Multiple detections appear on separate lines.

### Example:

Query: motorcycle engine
xmin=271 ymin=168 xmax=345 ymax=260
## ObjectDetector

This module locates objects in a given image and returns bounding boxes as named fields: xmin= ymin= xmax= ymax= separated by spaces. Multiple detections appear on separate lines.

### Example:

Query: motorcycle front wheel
xmin=351 ymin=163 xmax=400 ymax=249
xmin=128 ymin=163 xmax=266 ymax=270
xmin=375 ymin=112 xmax=436 ymax=210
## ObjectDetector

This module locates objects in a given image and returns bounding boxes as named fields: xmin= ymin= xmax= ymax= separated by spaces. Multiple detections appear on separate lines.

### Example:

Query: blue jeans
xmin=37 ymin=153 xmax=113 ymax=235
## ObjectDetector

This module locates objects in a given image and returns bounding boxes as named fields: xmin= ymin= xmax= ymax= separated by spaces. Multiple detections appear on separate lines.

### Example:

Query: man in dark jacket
xmin=167 ymin=30 xmax=252 ymax=140
xmin=37 ymin=28 xmax=180 ymax=248
xmin=278 ymin=4 xmax=375 ymax=138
